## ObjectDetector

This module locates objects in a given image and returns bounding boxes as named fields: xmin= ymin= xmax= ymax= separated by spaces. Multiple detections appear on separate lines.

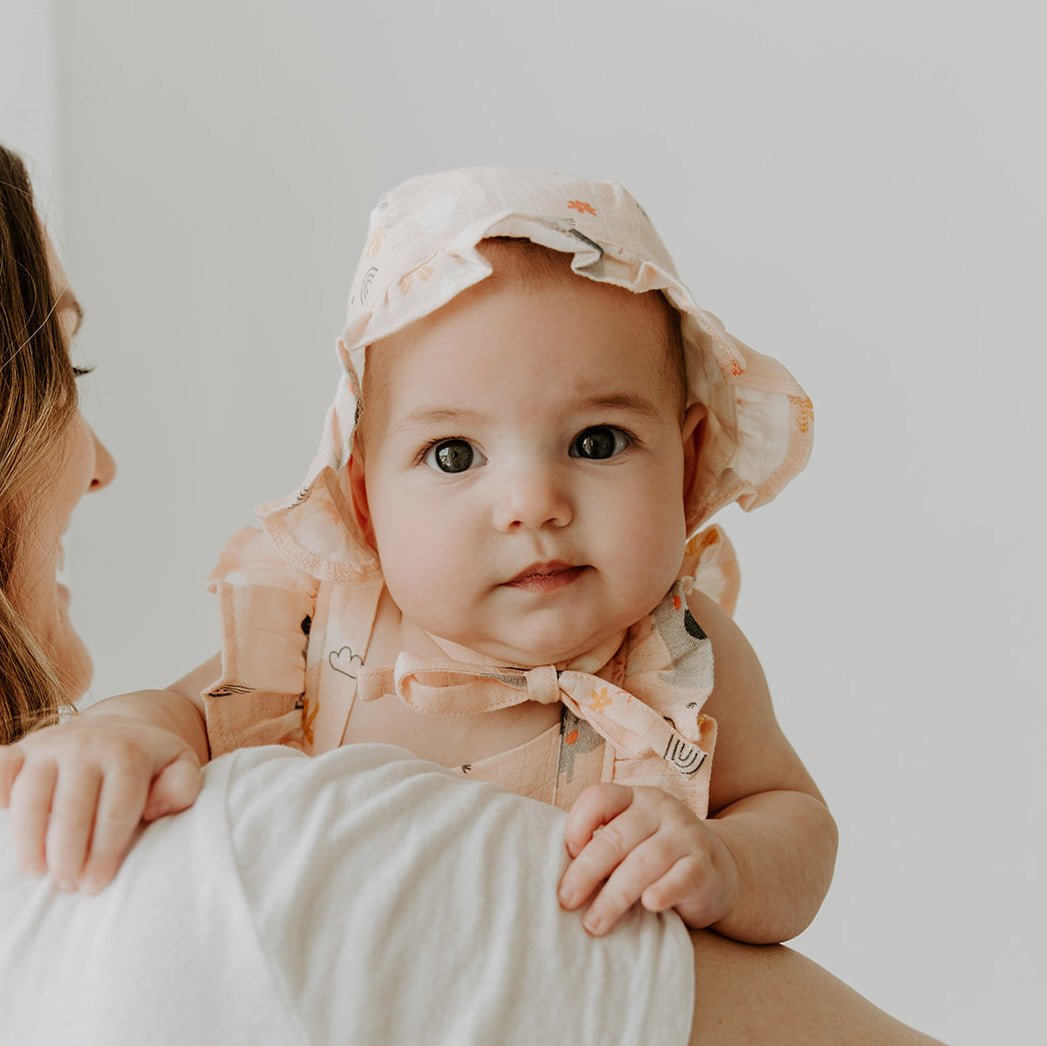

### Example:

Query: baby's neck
xmin=374 ymin=589 xmax=625 ymax=673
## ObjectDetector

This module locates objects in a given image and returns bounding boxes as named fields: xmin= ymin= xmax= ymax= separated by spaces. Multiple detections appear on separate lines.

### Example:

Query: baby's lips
xmin=505 ymin=560 xmax=577 ymax=584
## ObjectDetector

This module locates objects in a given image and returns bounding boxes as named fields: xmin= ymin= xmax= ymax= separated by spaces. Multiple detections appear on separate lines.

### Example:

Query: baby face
xmin=352 ymin=250 xmax=700 ymax=667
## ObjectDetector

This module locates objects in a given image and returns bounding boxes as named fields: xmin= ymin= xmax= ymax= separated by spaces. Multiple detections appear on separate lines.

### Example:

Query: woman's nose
xmin=89 ymin=427 xmax=116 ymax=491
xmin=492 ymin=463 xmax=572 ymax=532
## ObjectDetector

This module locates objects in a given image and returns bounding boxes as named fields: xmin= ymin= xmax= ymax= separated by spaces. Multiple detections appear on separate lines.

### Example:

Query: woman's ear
xmin=680 ymin=402 xmax=706 ymax=498
xmin=347 ymin=449 xmax=376 ymax=549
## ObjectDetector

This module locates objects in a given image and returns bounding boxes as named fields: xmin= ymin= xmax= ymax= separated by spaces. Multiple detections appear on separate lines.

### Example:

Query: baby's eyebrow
xmin=390 ymin=394 xmax=664 ymax=436
xmin=389 ymin=407 xmax=486 ymax=436
xmin=576 ymin=392 xmax=664 ymax=421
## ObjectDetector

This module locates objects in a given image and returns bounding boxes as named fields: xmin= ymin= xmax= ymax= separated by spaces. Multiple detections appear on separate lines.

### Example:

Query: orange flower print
xmin=728 ymin=356 xmax=745 ymax=376
xmin=588 ymin=687 xmax=613 ymax=714
xmin=567 ymin=200 xmax=597 ymax=216
xmin=565 ymin=728 xmax=579 ymax=746
xmin=673 ymin=593 xmax=682 ymax=611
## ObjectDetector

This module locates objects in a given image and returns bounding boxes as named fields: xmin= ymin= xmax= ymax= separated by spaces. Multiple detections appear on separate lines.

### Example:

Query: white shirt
xmin=0 ymin=744 xmax=693 ymax=1045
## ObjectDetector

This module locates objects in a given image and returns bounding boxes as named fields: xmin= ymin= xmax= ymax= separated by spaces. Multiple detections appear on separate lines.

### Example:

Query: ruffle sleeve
xmin=203 ymin=527 xmax=320 ymax=756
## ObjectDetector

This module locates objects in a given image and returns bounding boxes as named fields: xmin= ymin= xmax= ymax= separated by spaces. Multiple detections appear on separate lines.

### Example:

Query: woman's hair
xmin=0 ymin=144 xmax=79 ymax=742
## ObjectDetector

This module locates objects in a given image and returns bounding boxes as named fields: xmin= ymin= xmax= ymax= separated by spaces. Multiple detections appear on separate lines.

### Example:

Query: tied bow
xmin=357 ymin=653 xmax=710 ymax=777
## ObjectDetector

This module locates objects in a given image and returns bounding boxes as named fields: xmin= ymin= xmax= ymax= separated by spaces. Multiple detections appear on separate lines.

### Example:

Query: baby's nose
xmin=492 ymin=464 xmax=572 ymax=532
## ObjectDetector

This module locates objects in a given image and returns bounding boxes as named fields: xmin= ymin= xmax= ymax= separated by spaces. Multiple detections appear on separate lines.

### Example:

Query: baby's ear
xmin=680 ymin=402 xmax=706 ymax=497
xmin=346 ymin=451 xmax=375 ymax=548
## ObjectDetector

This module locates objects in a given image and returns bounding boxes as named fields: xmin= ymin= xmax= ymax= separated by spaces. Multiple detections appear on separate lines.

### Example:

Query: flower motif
xmin=587 ymin=687 xmax=613 ymax=714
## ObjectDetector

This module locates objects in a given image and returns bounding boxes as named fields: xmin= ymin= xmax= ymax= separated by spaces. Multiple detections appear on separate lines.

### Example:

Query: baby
xmin=0 ymin=168 xmax=836 ymax=942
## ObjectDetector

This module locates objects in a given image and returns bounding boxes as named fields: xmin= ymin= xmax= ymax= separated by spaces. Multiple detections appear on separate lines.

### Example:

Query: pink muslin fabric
xmin=255 ymin=167 xmax=813 ymax=584
xmin=204 ymin=527 xmax=738 ymax=817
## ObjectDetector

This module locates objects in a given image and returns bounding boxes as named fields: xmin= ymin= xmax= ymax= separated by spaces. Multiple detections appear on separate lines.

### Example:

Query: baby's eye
xmin=423 ymin=438 xmax=486 ymax=474
xmin=570 ymin=426 xmax=632 ymax=460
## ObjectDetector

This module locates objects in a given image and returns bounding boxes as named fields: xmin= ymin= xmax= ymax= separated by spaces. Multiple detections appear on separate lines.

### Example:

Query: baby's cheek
xmin=621 ymin=491 xmax=684 ymax=555
xmin=620 ymin=512 xmax=686 ymax=598
xmin=386 ymin=528 xmax=471 ymax=615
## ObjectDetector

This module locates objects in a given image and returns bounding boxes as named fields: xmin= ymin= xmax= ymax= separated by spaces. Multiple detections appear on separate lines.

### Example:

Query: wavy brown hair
xmin=0 ymin=144 xmax=79 ymax=742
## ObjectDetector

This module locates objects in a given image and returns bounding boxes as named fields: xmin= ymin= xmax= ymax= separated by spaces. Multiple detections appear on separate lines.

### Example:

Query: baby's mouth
xmin=504 ymin=561 xmax=587 ymax=592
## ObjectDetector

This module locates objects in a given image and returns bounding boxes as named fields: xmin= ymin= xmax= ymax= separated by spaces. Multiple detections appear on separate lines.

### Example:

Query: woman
xmin=0 ymin=142 xmax=941 ymax=1045
xmin=0 ymin=146 xmax=115 ymax=744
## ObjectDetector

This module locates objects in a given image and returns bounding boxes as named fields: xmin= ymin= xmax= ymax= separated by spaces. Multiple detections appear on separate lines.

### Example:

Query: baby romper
xmin=203 ymin=525 xmax=739 ymax=819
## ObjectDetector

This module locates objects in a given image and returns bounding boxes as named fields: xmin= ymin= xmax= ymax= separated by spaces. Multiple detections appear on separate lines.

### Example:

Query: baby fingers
xmin=7 ymin=758 xmax=60 ymax=877
xmin=142 ymin=753 xmax=203 ymax=822
xmin=562 ymin=783 xmax=642 ymax=860
xmin=560 ymin=785 xmax=732 ymax=934
xmin=0 ymin=744 xmax=25 ymax=804
xmin=575 ymin=836 xmax=685 ymax=936
xmin=45 ymin=764 xmax=107 ymax=890
xmin=74 ymin=765 xmax=155 ymax=893
xmin=559 ymin=785 xmax=660 ymax=916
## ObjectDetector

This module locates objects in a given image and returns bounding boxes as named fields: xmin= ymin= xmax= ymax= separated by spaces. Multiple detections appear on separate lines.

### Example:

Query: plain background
xmin=3 ymin=2 xmax=1045 ymax=1041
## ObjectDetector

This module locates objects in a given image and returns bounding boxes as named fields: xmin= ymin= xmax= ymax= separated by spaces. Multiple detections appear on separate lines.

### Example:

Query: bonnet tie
xmin=357 ymin=652 xmax=711 ymax=775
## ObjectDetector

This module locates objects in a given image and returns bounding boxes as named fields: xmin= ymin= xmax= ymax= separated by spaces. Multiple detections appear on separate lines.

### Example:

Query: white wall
xmin=0 ymin=1 xmax=60 ymax=212
xmin=9 ymin=1 xmax=1047 ymax=1041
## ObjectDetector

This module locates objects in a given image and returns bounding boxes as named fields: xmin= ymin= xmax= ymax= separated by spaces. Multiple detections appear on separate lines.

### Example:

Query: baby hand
xmin=0 ymin=714 xmax=201 ymax=893
xmin=558 ymin=783 xmax=739 ymax=936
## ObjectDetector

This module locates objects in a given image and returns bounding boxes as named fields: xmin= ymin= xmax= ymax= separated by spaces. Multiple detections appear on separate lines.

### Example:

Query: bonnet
xmin=256 ymin=167 xmax=813 ymax=582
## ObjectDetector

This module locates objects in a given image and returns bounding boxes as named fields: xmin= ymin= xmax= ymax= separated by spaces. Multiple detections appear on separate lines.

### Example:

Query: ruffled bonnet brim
xmin=256 ymin=167 xmax=813 ymax=583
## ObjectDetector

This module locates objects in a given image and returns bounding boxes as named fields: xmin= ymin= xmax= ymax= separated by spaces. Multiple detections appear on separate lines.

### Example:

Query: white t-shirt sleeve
xmin=0 ymin=748 xmax=309 ymax=1044
xmin=0 ymin=744 xmax=694 ymax=1045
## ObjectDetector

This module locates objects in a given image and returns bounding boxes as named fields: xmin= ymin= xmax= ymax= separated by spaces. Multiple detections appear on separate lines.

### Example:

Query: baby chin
xmin=475 ymin=607 xmax=627 ymax=669
xmin=412 ymin=569 xmax=639 ymax=667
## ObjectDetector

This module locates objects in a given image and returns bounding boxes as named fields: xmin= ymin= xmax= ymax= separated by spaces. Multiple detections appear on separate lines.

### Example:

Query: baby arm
xmin=0 ymin=655 xmax=219 ymax=893
xmin=558 ymin=590 xmax=838 ymax=943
